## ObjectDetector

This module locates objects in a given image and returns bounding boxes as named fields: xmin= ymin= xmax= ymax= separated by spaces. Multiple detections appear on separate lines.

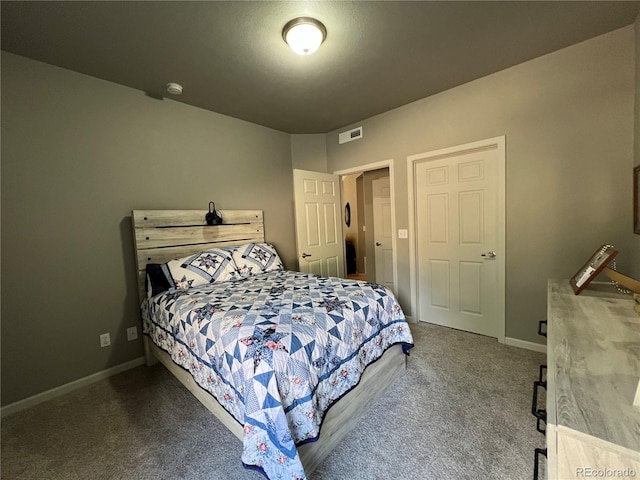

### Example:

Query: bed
xmin=132 ymin=209 xmax=414 ymax=479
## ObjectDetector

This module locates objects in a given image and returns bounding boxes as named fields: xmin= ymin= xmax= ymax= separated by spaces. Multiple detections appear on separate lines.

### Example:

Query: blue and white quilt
xmin=142 ymin=270 xmax=414 ymax=479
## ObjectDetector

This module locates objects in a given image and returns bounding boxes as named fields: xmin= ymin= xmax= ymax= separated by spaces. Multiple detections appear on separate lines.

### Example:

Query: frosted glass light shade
xmin=283 ymin=18 xmax=326 ymax=56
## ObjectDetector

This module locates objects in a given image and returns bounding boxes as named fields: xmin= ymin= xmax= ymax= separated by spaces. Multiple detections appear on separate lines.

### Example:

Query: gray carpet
xmin=1 ymin=322 xmax=546 ymax=479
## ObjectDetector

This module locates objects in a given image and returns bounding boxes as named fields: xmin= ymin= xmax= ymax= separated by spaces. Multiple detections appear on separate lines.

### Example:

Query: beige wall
xmin=342 ymin=173 xmax=359 ymax=274
xmin=636 ymin=14 xmax=640 ymax=169
xmin=326 ymin=26 xmax=636 ymax=343
xmin=291 ymin=134 xmax=327 ymax=172
xmin=355 ymin=175 xmax=366 ymax=274
xmin=342 ymin=173 xmax=359 ymax=243
xmin=1 ymin=52 xmax=296 ymax=405
xmin=632 ymin=14 xmax=640 ymax=278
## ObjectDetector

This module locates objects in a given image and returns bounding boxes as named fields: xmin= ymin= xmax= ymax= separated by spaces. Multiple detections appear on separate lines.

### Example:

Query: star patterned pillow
xmin=167 ymin=248 xmax=240 ymax=290
xmin=229 ymin=242 xmax=284 ymax=277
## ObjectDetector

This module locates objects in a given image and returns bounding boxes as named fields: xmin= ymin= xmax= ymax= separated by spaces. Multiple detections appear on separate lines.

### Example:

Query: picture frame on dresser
xmin=570 ymin=244 xmax=619 ymax=295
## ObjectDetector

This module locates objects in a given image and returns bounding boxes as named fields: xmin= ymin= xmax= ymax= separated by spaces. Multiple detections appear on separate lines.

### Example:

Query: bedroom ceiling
xmin=2 ymin=1 xmax=639 ymax=134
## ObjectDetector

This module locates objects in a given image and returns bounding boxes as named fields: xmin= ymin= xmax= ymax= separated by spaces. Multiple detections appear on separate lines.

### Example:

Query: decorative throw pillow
xmin=145 ymin=263 xmax=175 ymax=298
xmin=230 ymin=242 xmax=284 ymax=277
xmin=167 ymin=248 xmax=240 ymax=290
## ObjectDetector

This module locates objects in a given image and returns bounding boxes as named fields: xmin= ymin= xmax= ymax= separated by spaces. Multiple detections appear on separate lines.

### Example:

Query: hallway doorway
xmin=335 ymin=161 xmax=397 ymax=293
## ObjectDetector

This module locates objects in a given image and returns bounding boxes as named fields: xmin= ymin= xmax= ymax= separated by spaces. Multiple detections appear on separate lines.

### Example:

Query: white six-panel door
xmin=411 ymin=138 xmax=505 ymax=339
xmin=293 ymin=169 xmax=344 ymax=277
xmin=372 ymin=177 xmax=394 ymax=291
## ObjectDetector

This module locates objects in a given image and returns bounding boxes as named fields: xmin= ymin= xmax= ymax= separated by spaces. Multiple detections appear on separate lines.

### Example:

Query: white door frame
xmin=334 ymin=159 xmax=398 ymax=294
xmin=407 ymin=137 xmax=506 ymax=342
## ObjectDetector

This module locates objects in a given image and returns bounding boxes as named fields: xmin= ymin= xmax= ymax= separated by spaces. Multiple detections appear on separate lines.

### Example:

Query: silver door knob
xmin=301 ymin=253 xmax=312 ymax=258
xmin=481 ymin=251 xmax=496 ymax=258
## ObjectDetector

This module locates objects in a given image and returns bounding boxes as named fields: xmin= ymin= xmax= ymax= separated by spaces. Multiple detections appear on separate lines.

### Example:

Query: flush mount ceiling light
xmin=282 ymin=17 xmax=327 ymax=56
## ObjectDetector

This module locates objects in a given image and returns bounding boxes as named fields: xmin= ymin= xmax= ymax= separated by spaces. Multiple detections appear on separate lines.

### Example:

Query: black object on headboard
xmin=205 ymin=201 xmax=223 ymax=225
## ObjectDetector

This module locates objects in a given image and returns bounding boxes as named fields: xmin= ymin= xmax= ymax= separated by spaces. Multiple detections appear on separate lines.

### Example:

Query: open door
xmin=372 ymin=177 xmax=394 ymax=291
xmin=293 ymin=169 xmax=345 ymax=277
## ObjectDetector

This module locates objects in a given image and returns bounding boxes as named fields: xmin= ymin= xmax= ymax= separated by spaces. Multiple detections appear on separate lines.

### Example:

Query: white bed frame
xmin=132 ymin=209 xmax=407 ymax=474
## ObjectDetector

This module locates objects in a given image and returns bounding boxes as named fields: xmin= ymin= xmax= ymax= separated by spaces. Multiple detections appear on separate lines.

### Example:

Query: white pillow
xmin=167 ymin=248 xmax=240 ymax=290
xmin=230 ymin=242 xmax=283 ymax=277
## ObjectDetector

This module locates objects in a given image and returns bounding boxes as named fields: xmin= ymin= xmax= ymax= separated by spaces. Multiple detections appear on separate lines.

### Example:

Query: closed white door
xmin=372 ymin=177 xmax=394 ymax=291
xmin=414 ymin=139 xmax=504 ymax=339
xmin=293 ymin=169 xmax=344 ymax=277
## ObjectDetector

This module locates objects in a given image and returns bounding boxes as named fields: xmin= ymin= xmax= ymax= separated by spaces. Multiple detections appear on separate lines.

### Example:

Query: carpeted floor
xmin=1 ymin=322 xmax=546 ymax=479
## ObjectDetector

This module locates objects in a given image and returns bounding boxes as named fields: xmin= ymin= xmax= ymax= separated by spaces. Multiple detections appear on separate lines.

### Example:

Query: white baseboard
xmin=1 ymin=356 xmax=146 ymax=418
xmin=505 ymin=337 xmax=547 ymax=354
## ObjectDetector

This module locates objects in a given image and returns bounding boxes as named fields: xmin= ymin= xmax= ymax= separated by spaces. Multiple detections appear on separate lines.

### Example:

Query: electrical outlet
xmin=398 ymin=229 xmax=408 ymax=239
xmin=127 ymin=326 xmax=138 ymax=341
xmin=99 ymin=333 xmax=111 ymax=348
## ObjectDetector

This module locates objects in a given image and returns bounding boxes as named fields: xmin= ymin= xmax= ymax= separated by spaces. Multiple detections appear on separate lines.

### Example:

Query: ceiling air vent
xmin=338 ymin=126 xmax=363 ymax=145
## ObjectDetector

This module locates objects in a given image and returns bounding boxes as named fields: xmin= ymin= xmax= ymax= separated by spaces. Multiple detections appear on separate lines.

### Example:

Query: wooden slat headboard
xmin=132 ymin=209 xmax=264 ymax=302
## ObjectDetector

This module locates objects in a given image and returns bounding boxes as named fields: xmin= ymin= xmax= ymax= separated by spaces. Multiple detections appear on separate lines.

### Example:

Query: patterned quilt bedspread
xmin=142 ymin=270 xmax=414 ymax=479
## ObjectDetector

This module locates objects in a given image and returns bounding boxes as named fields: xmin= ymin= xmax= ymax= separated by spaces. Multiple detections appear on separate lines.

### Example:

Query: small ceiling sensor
xmin=165 ymin=83 xmax=183 ymax=95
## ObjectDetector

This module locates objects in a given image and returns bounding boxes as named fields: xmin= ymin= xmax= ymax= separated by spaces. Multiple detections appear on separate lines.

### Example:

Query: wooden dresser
xmin=545 ymin=280 xmax=640 ymax=479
